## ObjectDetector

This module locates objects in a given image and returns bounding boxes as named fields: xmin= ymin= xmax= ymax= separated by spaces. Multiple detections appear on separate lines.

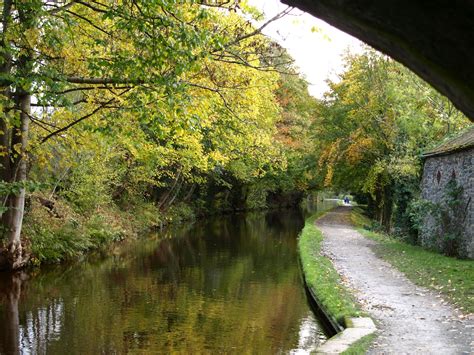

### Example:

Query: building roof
xmin=422 ymin=125 xmax=474 ymax=158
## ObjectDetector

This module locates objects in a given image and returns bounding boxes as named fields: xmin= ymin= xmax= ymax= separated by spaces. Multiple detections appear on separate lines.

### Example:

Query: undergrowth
xmin=22 ymin=193 xmax=196 ymax=266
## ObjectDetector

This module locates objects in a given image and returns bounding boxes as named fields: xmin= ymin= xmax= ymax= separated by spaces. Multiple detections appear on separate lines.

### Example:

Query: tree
xmin=0 ymin=0 xmax=291 ymax=269
xmin=312 ymin=49 xmax=470 ymax=231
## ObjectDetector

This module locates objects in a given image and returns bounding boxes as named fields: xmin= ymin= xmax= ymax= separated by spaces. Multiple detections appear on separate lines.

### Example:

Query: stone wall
xmin=420 ymin=147 xmax=473 ymax=258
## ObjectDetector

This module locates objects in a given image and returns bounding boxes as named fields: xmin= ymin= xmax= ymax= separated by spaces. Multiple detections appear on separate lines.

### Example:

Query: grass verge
xmin=341 ymin=334 xmax=376 ymax=355
xmin=351 ymin=207 xmax=474 ymax=314
xmin=298 ymin=211 xmax=362 ymax=327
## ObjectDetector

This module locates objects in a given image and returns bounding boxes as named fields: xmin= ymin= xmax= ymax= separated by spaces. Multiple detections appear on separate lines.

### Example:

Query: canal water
xmin=0 ymin=205 xmax=333 ymax=354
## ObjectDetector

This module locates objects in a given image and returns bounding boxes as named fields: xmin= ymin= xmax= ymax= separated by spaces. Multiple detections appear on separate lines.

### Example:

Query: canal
xmin=0 ymin=207 xmax=331 ymax=353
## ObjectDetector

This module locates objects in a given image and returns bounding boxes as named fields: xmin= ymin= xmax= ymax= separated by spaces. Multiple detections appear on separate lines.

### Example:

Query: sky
xmin=247 ymin=0 xmax=363 ymax=98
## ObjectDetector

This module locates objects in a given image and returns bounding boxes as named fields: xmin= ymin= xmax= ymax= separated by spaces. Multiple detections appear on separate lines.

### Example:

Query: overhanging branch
xmin=40 ymin=97 xmax=117 ymax=144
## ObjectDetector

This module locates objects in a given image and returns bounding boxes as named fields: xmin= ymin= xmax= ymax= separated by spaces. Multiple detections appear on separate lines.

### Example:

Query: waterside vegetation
xmin=0 ymin=1 xmax=470 ymax=271
xmin=0 ymin=1 xmax=318 ymax=268
xmin=298 ymin=211 xmax=361 ymax=326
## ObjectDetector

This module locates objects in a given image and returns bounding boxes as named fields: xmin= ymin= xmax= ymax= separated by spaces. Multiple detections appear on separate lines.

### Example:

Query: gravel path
xmin=317 ymin=206 xmax=474 ymax=354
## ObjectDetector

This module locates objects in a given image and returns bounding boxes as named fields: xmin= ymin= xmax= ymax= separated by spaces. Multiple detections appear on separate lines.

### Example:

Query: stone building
xmin=420 ymin=126 xmax=474 ymax=259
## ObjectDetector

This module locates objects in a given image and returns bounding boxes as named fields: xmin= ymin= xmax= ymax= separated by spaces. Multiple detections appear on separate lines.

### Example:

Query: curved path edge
xmin=315 ymin=317 xmax=376 ymax=354
xmin=317 ymin=206 xmax=474 ymax=355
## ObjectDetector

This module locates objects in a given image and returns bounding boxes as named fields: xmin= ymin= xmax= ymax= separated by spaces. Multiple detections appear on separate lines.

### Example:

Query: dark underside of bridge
xmin=282 ymin=0 xmax=474 ymax=121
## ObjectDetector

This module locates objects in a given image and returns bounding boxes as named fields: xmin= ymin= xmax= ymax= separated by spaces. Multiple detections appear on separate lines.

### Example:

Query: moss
xmin=341 ymin=333 xmax=376 ymax=355
xmin=422 ymin=125 xmax=474 ymax=157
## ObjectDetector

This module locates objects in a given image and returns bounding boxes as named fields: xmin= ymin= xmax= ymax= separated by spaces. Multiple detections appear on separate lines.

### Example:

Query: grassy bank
xmin=298 ymin=211 xmax=362 ymax=327
xmin=20 ymin=194 xmax=195 ymax=266
xmin=352 ymin=207 xmax=474 ymax=314
xmin=13 ymin=189 xmax=304 ymax=268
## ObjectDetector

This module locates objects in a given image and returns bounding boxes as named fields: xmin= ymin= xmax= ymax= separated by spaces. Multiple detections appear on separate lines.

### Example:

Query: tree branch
xmin=31 ymin=98 xmax=88 ymax=107
xmin=217 ymin=6 xmax=293 ymax=51
xmin=40 ymin=97 xmax=116 ymax=143
xmin=64 ymin=76 xmax=142 ymax=85
xmin=63 ymin=9 xmax=111 ymax=36
xmin=47 ymin=85 xmax=132 ymax=95
xmin=46 ymin=1 xmax=77 ymax=15
xmin=74 ymin=0 xmax=109 ymax=14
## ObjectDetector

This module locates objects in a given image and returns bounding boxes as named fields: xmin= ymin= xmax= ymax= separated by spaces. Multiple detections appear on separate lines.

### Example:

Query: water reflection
xmin=293 ymin=316 xmax=326 ymax=354
xmin=0 ymin=210 xmax=327 ymax=353
xmin=0 ymin=273 xmax=22 ymax=355
xmin=302 ymin=194 xmax=338 ymax=218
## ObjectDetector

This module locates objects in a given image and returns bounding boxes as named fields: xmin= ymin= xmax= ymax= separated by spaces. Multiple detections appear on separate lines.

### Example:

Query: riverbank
xmin=1 ymin=191 xmax=305 ymax=269
xmin=316 ymin=206 xmax=473 ymax=354
xmin=298 ymin=209 xmax=378 ymax=354
xmin=298 ymin=211 xmax=362 ymax=327
xmin=0 ymin=194 xmax=196 ymax=269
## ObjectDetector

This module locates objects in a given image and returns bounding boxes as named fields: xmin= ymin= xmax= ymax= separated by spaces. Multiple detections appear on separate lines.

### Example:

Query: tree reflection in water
xmin=0 ymin=272 xmax=65 ymax=354
xmin=0 ymin=210 xmax=329 ymax=353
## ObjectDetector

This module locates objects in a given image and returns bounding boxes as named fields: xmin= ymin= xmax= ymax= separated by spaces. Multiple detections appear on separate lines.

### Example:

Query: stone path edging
xmin=315 ymin=317 xmax=376 ymax=354
xmin=299 ymin=209 xmax=377 ymax=354
xmin=304 ymin=281 xmax=344 ymax=334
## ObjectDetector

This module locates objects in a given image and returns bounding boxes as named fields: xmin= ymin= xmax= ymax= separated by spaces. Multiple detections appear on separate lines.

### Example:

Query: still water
xmin=0 ymin=209 xmax=329 ymax=354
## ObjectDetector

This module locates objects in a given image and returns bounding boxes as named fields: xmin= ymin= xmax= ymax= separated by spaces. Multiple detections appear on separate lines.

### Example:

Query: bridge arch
xmin=283 ymin=0 xmax=474 ymax=121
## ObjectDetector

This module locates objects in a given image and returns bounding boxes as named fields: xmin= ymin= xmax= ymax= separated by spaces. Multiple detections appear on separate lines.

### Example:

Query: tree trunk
xmin=374 ymin=188 xmax=383 ymax=225
xmin=1 ymin=1 xmax=36 ymax=270
xmin=158 ymin=169 xmax=182 ymax=210
xmin=4 ymin=92 xmax=30 ymax=269
xmin=375 ymin=184 xmax=393 ymax=232
xmin=0 ymin=0 xmax=13 ymax=211
xmin=165 ymin=177 xmax=184 ymax=209
xmin=381 ymin=198 xmax=393 ymax=232
xmin=184 ymin=184 xmax=196 ymax=202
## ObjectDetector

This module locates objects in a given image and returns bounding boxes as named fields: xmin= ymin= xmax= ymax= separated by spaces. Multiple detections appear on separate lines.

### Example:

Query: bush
xmin=245 ymin=184 xmax=268 ymax=210
xmin=24 ymin=193 xmax=131 ymax=264
xmin=85 ymin=214 xmax=126 ymax=246
xmin=163 ymin=202 xmax=196 ymax=225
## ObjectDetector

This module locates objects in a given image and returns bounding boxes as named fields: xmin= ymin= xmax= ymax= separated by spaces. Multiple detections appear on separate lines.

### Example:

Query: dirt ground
xmin=317 ymin=206 xmax=474 ymax=354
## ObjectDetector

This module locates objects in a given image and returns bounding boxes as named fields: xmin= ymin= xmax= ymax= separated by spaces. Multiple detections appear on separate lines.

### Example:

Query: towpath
xmin=317 ymin=206 xmax=474 ymax=354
